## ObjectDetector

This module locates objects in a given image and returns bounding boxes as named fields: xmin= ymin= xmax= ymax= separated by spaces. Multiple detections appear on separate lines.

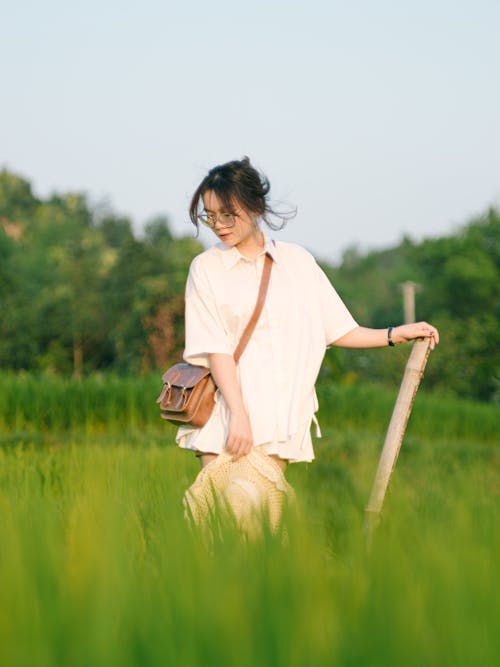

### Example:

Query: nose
xmin=212 ymin=215 xmax=227 ymax=231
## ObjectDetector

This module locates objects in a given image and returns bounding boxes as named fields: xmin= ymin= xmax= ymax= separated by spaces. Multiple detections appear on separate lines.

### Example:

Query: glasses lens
xmin=197 ymin=213 xmax=236 ymax=228
xmin=219 ymin=214 xmax=235 ymax=227
xmin=197 ymin=214 xmax=215 ymax=227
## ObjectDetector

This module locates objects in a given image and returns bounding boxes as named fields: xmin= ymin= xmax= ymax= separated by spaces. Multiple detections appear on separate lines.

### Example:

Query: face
xmin=202 ymin=190 xmax=263 ymax=252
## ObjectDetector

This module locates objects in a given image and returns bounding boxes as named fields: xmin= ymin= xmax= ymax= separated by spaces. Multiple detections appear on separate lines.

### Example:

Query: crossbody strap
xmin=233 ymin=252 xmax=273 ymax=363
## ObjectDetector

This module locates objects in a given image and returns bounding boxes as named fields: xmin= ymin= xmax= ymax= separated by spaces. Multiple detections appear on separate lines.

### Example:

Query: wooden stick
xmin=364 ymin=338 xmax=432 ymax=541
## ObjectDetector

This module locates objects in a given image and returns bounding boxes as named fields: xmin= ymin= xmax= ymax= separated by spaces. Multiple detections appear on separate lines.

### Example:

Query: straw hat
xmin=183 ymin=448 xmax=296 ymax=537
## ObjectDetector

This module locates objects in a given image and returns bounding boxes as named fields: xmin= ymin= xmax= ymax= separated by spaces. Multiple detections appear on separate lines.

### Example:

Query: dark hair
xmin=189 ymin=156 xmax=296 ymax=233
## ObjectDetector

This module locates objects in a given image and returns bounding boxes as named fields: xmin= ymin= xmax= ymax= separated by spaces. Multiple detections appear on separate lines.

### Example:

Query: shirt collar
xmin=217 ymin=232 xmax=278 ymax=270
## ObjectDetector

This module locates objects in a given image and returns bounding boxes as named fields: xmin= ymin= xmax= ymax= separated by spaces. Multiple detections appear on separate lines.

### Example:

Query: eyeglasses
xmin=197 ymin=212 xmax=238 ymax=229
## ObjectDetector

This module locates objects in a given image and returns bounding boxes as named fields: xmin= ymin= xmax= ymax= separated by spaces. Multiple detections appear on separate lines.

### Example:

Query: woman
xmin=176 ymin=157 xmax=439 ymax=476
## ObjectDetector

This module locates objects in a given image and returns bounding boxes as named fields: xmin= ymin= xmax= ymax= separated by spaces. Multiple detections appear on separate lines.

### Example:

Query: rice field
xmin=0 ymin=372 xmax=498 ymax=666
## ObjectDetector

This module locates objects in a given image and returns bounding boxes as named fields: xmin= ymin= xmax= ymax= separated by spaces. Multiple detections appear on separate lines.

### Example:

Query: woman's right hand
xmin=226 ymin=409 xmax=254 ymax=461
xmin=207 ymin=353 xmax=254 ymax=461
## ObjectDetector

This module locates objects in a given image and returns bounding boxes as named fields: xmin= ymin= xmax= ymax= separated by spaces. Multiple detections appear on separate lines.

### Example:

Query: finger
xmin=236 ymin=445 xmax=251 ymax=459
xmin=419 ymin=322 xmax=431 ymax=335
xmin=419 ymin=322 xmax=436 ymax=339
xmin=232 ymin=448 xmax=244 ymax=461
xmin=226 ymin=436 xmax=237 ymax=455
xmin=229 ymin=439 xmax=240 ymax=458
xmin=228 ymin=433 xmax=248 ymax=451
xmin=232 ymin=440 xmax=252 ymax=461
xmin=425 ymin=328 xmax=439 ymax=348
xmin=236 ymin=439 xmax=252 ymax=457
xmin=424 ymin=325 xmax=437 ymax=340
xmin=230 ymin=438 xmax=244 ymax=460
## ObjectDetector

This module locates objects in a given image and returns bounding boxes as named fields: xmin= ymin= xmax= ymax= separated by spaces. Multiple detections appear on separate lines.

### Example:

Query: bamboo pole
xmin=364 ymin=337 xmax=432 ymax=543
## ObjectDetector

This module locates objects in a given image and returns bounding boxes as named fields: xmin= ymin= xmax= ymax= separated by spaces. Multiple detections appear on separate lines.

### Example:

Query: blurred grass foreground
xmin=0 ymin=372 xmax=498 ymax=667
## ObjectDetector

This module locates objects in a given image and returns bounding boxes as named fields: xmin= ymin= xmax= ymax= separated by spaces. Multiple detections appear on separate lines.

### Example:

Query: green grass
xmin=0 ymin=373 xmax=498 ymax=666
xmin=0 ymin=371 xmax=497 ymax=442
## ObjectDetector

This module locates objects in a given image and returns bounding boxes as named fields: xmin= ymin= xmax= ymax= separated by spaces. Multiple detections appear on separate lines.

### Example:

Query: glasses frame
xmin=197 ymin=212 xmax=238 ymax=229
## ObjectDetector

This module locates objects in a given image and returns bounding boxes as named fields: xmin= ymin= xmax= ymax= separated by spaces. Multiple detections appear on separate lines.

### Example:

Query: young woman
xmin=176 ymin=157 xmax=439 ymax=475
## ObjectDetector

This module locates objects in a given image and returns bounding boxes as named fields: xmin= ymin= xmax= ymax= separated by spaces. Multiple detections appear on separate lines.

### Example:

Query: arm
xmin=209 ymin=353 xmax=253 ymax=461
xmin=332 ymin=322 xmax=440 ymax=350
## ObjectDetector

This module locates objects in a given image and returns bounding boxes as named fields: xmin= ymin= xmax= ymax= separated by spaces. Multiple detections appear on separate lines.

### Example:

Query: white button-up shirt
xmin=176 ymin=234 xmax=358 ymax=463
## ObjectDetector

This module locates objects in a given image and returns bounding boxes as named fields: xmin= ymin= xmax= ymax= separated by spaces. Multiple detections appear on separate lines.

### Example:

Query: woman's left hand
xmin=393 ymin=322 xmax=440 ymax=350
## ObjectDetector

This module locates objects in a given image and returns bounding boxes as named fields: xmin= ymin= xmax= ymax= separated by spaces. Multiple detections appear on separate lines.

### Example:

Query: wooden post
xmin=400 ymin=281 xmax=421 ymax=324
xmin=364 ymin=337 xmax=432 ymax=544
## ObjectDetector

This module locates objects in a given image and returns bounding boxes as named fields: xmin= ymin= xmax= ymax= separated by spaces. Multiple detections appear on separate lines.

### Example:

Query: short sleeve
xmin=315 ymin=263 xmax=358 ymax=346
xmin=183 ymin=258 xmax=233 ymax=368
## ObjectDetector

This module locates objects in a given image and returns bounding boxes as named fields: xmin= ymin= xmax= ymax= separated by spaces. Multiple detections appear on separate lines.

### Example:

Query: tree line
xmin=322 ymin=207 xmax=499 ymax=402
xmin=0 ymin=169 xmax=203 ymax=377
xmin=1 ymin=168 xmax=498 ymax=401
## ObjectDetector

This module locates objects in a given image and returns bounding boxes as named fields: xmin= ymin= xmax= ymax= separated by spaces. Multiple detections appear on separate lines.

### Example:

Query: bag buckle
xmin=156 ymin=382 xmax=172 ymax=405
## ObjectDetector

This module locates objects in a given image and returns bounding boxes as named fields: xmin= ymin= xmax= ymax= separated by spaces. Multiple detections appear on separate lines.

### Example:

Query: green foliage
xmin=0 ymin=378 xmax=498 ymax=667
xmin=0 ymin=167 xmax=498 ymax=400
xmin=0 ymin=169 xmax=203 ymax=376
xmin=0 ymin=168 xmax=39 ymax=220
xmin=95 ymin=213 xmax=135 ymax=248
xmin=326 ymin=208 xmax=500 ymax=401
xmin=0 ymin=373 xmax=497 ymax=447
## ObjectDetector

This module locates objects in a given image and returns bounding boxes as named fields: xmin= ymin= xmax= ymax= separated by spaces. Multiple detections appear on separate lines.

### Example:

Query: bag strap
xmin=233 ymin=252 xmax=273 ymax=363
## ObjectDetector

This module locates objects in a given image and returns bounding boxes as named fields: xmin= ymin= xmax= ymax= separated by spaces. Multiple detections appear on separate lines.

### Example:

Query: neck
xmin=236 ymin=229 xmax=265 ymax=259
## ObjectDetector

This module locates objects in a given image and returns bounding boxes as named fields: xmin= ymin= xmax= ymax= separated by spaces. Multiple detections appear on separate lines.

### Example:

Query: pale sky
xmin=1 ymin=0 xmax=499 ymax=262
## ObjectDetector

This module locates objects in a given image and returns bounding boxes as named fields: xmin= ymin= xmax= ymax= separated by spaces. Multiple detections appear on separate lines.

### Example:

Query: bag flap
xmin=161 ymin=363 xmax=211 ymax=389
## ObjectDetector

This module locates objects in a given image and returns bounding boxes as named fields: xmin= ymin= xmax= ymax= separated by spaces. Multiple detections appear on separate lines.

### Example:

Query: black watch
xmin=388 ymin=326 xmax=395 ymax=347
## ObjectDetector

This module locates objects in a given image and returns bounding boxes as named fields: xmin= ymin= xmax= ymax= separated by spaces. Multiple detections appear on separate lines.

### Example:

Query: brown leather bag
xmin=156 ymin=253 xmax=273 ymax=427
